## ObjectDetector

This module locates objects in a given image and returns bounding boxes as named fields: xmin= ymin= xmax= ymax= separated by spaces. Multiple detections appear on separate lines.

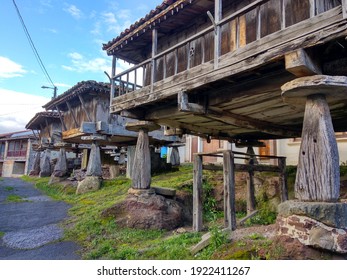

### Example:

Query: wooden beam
xmin=178 ymin=91 xmax=205 ymax=114
xmin=207 ymin=108 xmax=300 ymax=138
xmin=55 ymin=105 xmax=67 ymax=131
xmin=193 ymin=154 xmax=203 ymax=232
xmin=44 ymin=118 xmax=51 ymax=138
xmin=66 ymin=101 xmax=79 ymax=128
xmin=151 ymin=28 xmax=158 ymax=92
xmin=110 ymin=55 xmax=117 ymax=100
xmin=278 ymin=157 xmax=288 ymax=202
xmin=246 ymin=147 xmax=256 ymax=215
xmin=77 ymin=93 xmax=92 ymax=122
xmin=285 ymin=48 xmax=321 ymax=77
xmin=214 ymin=0 xmax=222 ymax=69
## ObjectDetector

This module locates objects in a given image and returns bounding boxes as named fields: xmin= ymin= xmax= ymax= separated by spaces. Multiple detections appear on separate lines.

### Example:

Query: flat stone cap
xmin=281 ymin=75 xmax=347 ymax=104
xmin=125 ymin=121 xmax=160 ymax=132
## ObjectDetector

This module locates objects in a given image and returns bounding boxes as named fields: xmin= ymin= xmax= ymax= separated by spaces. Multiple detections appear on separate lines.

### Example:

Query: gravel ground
xmin=0 ymin=177 xmax=80 ymax=260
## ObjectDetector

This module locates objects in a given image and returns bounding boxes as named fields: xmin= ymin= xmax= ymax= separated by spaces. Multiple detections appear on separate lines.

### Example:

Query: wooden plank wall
xmin=141 ymin=0 xmax=342 ymax=89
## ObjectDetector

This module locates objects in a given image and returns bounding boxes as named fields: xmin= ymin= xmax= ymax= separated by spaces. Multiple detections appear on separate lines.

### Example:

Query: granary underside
xmin=106 ymin=0 xmax=347 ymax=142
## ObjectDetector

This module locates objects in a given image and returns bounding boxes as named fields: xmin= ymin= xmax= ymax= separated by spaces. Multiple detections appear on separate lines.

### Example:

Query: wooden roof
xmin=25 ymin=111 xmax=60 ymax=130
xmin=43 ymin=80 xmax=110 ymax=111
xmin=103 ymin=0 xmax=214 ymax=63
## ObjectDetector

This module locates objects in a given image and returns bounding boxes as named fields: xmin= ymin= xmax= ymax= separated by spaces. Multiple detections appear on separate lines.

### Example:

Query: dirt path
xmin=0 ymin=177 xmax=80 ymax=260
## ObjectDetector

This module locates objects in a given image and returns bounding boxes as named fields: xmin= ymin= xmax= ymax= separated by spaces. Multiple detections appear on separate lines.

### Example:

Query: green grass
xmin=4 ymin=186 xmax=14 ymax=191
xmin=6 ymin=194 xmax=25 ymax=203
xmin=20 ymin=163 xmax=288 ymax=260
xmin=0 ymin=231 xmax=5 ymax=238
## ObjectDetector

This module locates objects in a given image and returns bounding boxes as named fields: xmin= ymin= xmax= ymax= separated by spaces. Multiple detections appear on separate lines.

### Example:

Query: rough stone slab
xmin=281 ymin=75 xmax=347 ymax=105
xmin=278 ymin=200 xmax=347 ymax=229
xmin=76 ymin=176 xmax=101 ymax=194
xmin=277 ymin=215 xmax=347 ymax=253
xmin=152 ymin=186 xmax=176 ymax=197
xmin=125 ymin=121 xmax=160 ymax=132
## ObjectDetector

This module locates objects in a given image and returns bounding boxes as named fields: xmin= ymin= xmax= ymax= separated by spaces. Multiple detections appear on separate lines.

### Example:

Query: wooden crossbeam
xmin=285 ymin=48 xmax=321 ymax=77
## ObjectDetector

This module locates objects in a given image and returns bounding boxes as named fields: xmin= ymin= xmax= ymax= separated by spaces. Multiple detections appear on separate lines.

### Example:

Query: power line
xmin=12 ymin=0 xmax=56 ymax=88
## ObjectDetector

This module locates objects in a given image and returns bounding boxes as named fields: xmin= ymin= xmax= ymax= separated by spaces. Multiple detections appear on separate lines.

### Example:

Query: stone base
xmin=277 ymin=200 xmax=347 ymax=253
xmin=76 ymin=176 xmax=102 ymax=195
xmin=48 ymin=175 xmax=66 ymax=185
xmin=102 ymin=189 xmax=183 ymax=230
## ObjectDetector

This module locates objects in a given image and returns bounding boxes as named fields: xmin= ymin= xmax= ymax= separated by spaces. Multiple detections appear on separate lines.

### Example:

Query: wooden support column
xmin=278 ymin=157 xmax=288 ymax=202
xmin=110 ymin=55 xmax=117 ymax=100
xmin=78 ymin=93 xmax=92 ymax=122
xmin=282 ymin=75 xmax=347 ymax=202
xmin=193 ymin=154 xmax=203 ymax=232
xmin=55 ymin=105 xmax=67 ymax=131
xmin=66 ymin=101 xmax=79 ymax=127
xmin=81 ymin=148 xmax=89 ymax=169
xmin=126 ymin=121 xmax=160 ymax=189
xmin=151 ymin=28 xmax=158 ymax=92
xmin=246 ymin=146 xmax=256 ymax=215
xmin=223 ymin=151 xmax=236 ymax=231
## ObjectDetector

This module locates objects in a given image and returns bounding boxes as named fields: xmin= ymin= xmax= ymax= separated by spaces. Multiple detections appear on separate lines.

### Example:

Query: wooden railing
xmin=7 ymin=150 xmax=27 ymax=158
xmin=192 ymin=149 xmax=288 ymax=232
xmin=111 ymin=0 xmax=342 ymax=98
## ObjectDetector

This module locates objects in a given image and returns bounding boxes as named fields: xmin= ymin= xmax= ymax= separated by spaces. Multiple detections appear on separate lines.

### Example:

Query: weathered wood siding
xmin=139 ymin=0 xmax=340 ymax=87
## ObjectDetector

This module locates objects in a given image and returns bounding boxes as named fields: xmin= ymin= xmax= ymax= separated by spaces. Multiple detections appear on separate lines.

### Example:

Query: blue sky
xmin=0 ymin=0 xmax=163 ymax=133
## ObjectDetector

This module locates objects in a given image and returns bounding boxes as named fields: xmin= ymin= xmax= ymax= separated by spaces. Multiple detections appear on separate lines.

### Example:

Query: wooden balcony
xmin=108 ymin=0 xmax=347 ymax=141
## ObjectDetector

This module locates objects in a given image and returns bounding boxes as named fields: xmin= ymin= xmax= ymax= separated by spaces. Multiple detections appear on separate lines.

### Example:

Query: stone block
xmin=277 ymin=215 xmax=347 ymax=253
xmin=76 ymin=176 xmax=101 ymax=194
xmin=278 ymin=200 xmax=347 ymax=229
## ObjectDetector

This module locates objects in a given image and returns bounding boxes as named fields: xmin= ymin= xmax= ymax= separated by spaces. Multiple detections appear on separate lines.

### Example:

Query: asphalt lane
xmin=0 ymin=177 xmax=80 ymax=260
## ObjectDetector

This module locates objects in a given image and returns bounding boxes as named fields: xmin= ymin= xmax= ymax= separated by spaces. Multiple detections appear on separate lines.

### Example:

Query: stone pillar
xmin=76 ymin=135 xmax=105 ymax=195
xmin=39 ymin=149 xmax=51 ymax=177
xmin=281 ymin=75 xmax=344 ymax=202
xmin=86 ymin=142 xmax=102 ymax=177
xmin=52 ymin=147 xmax=68 ymax=177
xmin=29 ymin=151 xmax=41 ymax=176
xmin=125 ymin=121 xmax=160 ymax=190
xmin=278 ymin=75 xmax=347 ymax=254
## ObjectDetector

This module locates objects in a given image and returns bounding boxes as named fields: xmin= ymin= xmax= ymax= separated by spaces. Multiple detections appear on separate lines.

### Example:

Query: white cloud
xmin=55 ymin=82 xmax=72 ymax=88
xmin=64 ymin=4 xmax=83 ymax=19
xmin=0 ymin=57 xmax=27 ymax=79
xmin=0 ymin=88 xmax=50 ymax=134
xmin=62 ymin=52 xmax=111 ymax=73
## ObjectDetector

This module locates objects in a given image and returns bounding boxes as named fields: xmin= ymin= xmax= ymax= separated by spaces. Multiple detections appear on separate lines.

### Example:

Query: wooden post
xmin=151 ymin=28 xmax=158 ymax=92
xmin=55 ymin=105 xmax=67 ymax=131
xmin=281 ymin=75 xmax=345 ymax=202
xmin=110 ymin=55 xmax=116 ymax=100
xmin=214 ymin=0 xmax=222 ymax=69
xmin=246 ymin=146 xmax=256 ymax=215
xmin=193 ymin=154 xmax=203 ymax=232
xmin=78 ymin=93 xmax=92 ymax=122
xmin=278 ymin=157 xmax=288 ymax=202
xmin=66 ymin=101 xmax=79 ymax=127
xmin=223 ymin=151 xmax=236 ymax=231
xmin=343 ymin=0 xmax=347 ymax=19
xmin=81 ymin=148 xmax=89 ymax=169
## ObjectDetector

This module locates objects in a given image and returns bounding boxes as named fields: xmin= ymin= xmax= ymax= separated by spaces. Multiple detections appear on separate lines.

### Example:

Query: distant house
xmin=0 ymin=130 xmax=37 ymax=177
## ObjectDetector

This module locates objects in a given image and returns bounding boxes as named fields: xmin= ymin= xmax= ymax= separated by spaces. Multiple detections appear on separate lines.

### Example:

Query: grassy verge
xmin=21 ymin=162 xmax=293 ymax=260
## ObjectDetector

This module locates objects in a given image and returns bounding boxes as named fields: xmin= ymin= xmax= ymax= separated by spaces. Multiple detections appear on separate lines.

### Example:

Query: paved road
xmin=0 ymin=177 xmax=80 ymax=260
